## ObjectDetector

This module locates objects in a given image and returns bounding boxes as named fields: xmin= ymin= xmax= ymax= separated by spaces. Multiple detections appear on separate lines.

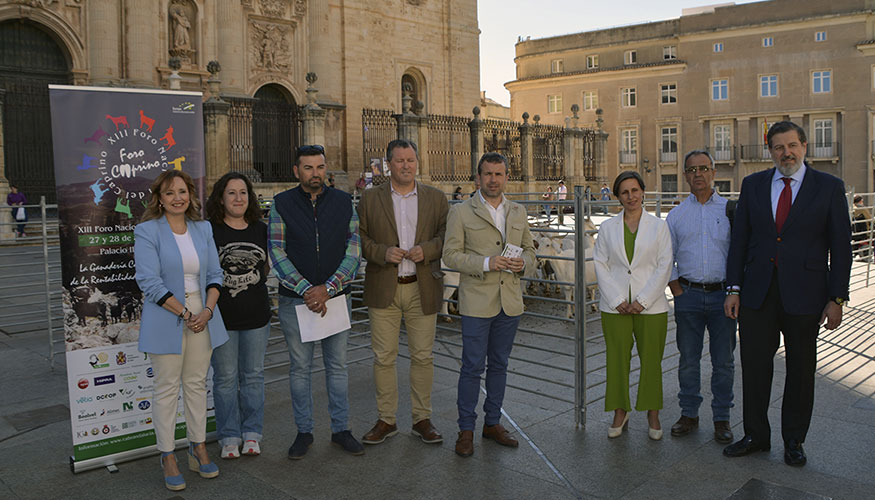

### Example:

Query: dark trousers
xmin=456 ymin=310 xmax=520 ymax=431
xmin=738 ymin=270 xmax=819 ymax=445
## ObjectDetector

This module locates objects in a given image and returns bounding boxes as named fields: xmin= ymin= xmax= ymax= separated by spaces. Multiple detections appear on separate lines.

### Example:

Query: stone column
xmin=203 ymin=62 xmax=231 ymax=189
xmin=736 ymin=117 xmax=750 ymax=186
xmin=126 ymin=1 xmax=160 ymax=86
xmin=88 ymin=0 xmax=121 ymax=84
xmin=300 ymin=73 xmax=327 ymax=147
xmin=520 ymin=113 xmax=533 ymax=192
xmin=413 ymin=101 xmax=431 ymax=182
xmin=217 ymin=0 xmax=246 ymax=94
xmin=594 ymin=109 xmax=609 ymax=183
xmin=469 ymin=106 xmax=484 ymax=179
xmin=0 ymin=89 xmax=11 ymax=241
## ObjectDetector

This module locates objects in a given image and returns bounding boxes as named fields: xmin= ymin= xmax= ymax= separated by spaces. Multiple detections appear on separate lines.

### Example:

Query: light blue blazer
xmin=134 ymin=216 xmax=229 ymax=354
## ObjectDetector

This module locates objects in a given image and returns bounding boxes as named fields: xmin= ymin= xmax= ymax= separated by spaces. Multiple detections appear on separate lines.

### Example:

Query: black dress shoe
xmin=723 ymin=435 xmax=770 ymax=457
xmin=784 ymin=440 xmax=807 ymax=466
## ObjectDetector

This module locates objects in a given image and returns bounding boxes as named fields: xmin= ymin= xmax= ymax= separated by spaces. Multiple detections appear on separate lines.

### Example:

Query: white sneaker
xmin=242 ymin=440 xmax=260 ymax=456
xmin=220 ymin=444 xmax=240 ymax=459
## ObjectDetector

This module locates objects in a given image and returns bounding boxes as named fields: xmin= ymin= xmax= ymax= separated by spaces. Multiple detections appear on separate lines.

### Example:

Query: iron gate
xmin=0 ymin=20 xmax=72 ymax=204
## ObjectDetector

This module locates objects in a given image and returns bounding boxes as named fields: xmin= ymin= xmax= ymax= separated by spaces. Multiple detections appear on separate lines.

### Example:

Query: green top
xmin=623 ymin=221 xmax=637 ymax=264
xmin=624 ymin=221 xmax=638 ymax=303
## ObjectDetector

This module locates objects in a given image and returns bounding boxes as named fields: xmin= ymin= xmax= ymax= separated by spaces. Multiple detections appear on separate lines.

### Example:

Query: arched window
xmin=0 ymin=20 xmax=71 ymax=203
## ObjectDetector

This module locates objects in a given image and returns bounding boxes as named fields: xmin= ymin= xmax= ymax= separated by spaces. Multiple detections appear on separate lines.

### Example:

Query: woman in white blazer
xmin=134 ymin=170 xmax=228 ymax=491
xmin=593 ymin=171 xmax=672 ymax=441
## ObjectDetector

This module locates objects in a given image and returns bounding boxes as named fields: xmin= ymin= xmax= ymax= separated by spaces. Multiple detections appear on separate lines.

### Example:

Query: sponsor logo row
xmin=74 ymin=417 xmax=153 ymax=439
xmin=76 ymin=366 xmax=153 ymax=390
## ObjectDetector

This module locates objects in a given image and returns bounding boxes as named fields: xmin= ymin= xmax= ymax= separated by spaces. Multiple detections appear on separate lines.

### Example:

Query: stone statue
xmin=171 ymin=8 xmax=191 ymax=51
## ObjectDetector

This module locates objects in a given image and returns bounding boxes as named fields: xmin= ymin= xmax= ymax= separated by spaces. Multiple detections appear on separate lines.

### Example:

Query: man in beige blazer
xmin=358 ymin=139 xmax=449 ymax=445
xmin=443 ymin=152 xmax=536 ymax=457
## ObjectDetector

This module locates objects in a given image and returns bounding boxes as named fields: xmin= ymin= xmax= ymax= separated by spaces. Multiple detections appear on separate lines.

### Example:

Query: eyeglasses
xmin=684 ymin=165 xmax=713 ymax=174
xmin=296 ymin=145 xmax=325 ymax=156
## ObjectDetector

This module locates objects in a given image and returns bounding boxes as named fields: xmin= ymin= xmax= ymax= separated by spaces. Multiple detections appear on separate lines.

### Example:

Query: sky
xmin=478 ymin=0 xmax=761 ymax=107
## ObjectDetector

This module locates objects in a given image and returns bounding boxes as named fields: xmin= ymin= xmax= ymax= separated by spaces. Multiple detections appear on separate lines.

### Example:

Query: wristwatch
xmin=830 ymin=296 xmax=847 ymax=307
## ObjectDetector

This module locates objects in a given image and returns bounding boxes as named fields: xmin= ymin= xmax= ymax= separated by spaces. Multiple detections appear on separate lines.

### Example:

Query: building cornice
xmin=515 ymin=10 xmax=872 ymax=59
xmin=697 ymin=106 xmax=846 ymax=123
xmin=506 ymin=60 xmax=686 ymax=88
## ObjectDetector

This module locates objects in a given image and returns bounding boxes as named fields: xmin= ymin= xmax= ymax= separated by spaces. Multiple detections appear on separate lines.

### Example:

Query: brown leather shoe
xmin=361 ymin=420 xmax=398 ymax=445
xmin=455 ymin=430 xmax=474 ymax=457
xmin=482 ymin=423 xmax=519 ymax=448
xmin=714 ymin=421 xmax=733 ymax=444
xmin=670 ymin=415 xmax=699 ymax=437
xmin=412 ymin=419 xmax=443 ymax=444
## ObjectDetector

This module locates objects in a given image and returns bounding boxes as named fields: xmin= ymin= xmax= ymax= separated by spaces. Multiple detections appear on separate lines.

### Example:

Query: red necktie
xmin=775 ymin=177 xmax=792 ymax=233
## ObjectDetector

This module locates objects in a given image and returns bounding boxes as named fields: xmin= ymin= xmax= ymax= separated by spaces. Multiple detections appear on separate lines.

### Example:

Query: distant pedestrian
xmin=557 ymin=180 xmax=568 ymax=224
xmin=7 ymin=184 xmax=26 ymax=237
xmin=541 ymin=186 xmax=554 ymax=221
xmin=453 ymin=186 xmax=463 ymax=201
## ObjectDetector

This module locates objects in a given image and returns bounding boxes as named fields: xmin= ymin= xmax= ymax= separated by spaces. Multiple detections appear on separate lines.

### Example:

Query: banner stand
xmin=70 ymin=432 xmax=217 ymax=473
xmin=49 ymin=85 xmax=214 ymax=473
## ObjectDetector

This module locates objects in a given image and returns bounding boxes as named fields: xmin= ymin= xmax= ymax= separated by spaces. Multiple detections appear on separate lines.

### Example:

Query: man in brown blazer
xmin=358 ymin=139 xmax=449 ymax=445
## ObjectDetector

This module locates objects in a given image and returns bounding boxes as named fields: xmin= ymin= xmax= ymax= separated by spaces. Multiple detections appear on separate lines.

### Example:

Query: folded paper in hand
xmin=296 ymin=295 xmax=351 ymax=342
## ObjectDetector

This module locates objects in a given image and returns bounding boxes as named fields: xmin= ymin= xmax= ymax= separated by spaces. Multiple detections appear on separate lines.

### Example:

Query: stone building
xmin=506 ymin=0 xmax=875 ymax=193
xmin=0 ymin=0 xmax=480 ymax=205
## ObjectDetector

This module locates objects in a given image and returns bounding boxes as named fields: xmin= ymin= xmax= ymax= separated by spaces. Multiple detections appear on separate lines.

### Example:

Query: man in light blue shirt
xmin=666 ymin=150 xmax=737 ymax=444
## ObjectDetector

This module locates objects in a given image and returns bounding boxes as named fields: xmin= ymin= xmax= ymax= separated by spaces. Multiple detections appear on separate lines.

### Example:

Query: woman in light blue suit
xmin=135 ymin=169 xmax=228 ymax=491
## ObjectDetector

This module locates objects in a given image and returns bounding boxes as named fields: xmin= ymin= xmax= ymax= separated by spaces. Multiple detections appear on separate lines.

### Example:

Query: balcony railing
xmin=807 ymin=142 xmax=840 ymax=159
xmin=740 ymin=144 xmax=771 ymax=161
xmin=706 ymin=145 xmax=735 ymax=163
xmin=619 ymin=150 xmax=638 ymax=165
xmin=659 ymin=150 xmax=678 ymax=163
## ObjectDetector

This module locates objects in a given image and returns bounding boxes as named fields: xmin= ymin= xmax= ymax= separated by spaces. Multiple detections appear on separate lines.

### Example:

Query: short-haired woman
xmin=593 ymin=171 xmax=672 ymax=440
xmin=205 ymin=173 xmax=272 ymax=459
xmin=134 ymin=170 xmax=228 ymax=490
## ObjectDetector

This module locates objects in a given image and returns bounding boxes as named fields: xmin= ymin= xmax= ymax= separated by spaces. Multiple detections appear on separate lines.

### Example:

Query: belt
xmin=398 ymin=275 xmax=417 ymax=284
xmin=678 ymin=276 xmax=724 ymax=292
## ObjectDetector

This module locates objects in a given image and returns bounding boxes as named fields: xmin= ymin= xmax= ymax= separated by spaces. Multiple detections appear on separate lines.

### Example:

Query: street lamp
xmin=643 ymin=157 xmax=652 ymax=173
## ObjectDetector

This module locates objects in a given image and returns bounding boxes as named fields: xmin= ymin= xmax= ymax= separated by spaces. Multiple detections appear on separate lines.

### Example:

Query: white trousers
xmin=150 ymin=292 xmax=213 ymax=452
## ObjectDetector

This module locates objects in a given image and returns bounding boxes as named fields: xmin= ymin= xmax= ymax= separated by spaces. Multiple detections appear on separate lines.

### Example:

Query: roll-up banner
xmin=48 ymin=86 xmax=213 ymax=472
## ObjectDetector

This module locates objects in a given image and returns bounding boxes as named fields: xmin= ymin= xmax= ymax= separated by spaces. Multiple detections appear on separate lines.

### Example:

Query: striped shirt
xmin=666 ymin=190 xmax=731 ymax=284
xmin=267 ymin=200 xmax=361 ymax=297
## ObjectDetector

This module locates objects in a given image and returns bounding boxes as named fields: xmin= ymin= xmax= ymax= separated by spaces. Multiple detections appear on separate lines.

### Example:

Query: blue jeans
xmin=210 ymin=323 xmax=270 ymax=447
xmin=457 ymin=310 xmax=521 ymax=431
xmin=278 ymin=295 xmax=350 ymax=434
xmin=673 ymin=284 xmax=737 ymax=421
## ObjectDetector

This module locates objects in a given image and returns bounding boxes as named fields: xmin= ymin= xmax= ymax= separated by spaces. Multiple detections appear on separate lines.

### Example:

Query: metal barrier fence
xmin=0 ymin=197 xmax=64 ymax=368
xmin=5 ymin=190 xmax=873 ymax=429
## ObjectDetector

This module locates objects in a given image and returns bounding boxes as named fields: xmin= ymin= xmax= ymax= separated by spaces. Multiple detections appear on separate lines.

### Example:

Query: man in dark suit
xmin=723 ymin=121 xmax=851 ymax=466
xmin=358 ymin=139 xmax=449 ymax=446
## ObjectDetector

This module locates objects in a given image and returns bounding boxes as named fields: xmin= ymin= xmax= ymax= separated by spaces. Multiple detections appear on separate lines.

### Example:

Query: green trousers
xmin=601 ymin=312 xmax=668 ymax=412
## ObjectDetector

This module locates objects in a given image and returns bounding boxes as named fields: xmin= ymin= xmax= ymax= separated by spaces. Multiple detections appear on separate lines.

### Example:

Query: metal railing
xmin=0 ymin=197 xmax=63 ymax=369
xmin=808 ymin=142 xmax=841 ymax=159
xmin=706 ymin=145 xmax=734 ymax=162
xmin=7 ymin=190 xmax=874 ymax=430
xmin=659 ymin=150 xmax=677 ymax=164
xmin=619 ymin=150 xmax=637 ymax=165
xmin=740 ymin=144 xmax=771 ymax=161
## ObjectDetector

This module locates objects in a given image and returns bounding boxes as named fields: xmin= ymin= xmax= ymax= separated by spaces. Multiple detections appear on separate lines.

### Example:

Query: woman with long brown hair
xmin=205 ymin=172 xmax=271 ymax=459
xmin=134 ymin=169 xmax=228 ymax=490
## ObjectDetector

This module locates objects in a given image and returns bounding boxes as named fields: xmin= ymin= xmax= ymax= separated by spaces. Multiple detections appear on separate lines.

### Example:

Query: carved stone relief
xmin=168 ymin=0 xmax=197 ymax=64
xmin=260 ymin=0 xmax=287 ymax=18
xmin=294 ymin=0 xmax=306 ymax=16
xmin=250 ymin=21 xmax=291 ymax=72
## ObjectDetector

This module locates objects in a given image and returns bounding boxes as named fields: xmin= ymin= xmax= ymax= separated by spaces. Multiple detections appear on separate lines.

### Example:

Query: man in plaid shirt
xmin=268 ymin=144 xmax=364 ymax=459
